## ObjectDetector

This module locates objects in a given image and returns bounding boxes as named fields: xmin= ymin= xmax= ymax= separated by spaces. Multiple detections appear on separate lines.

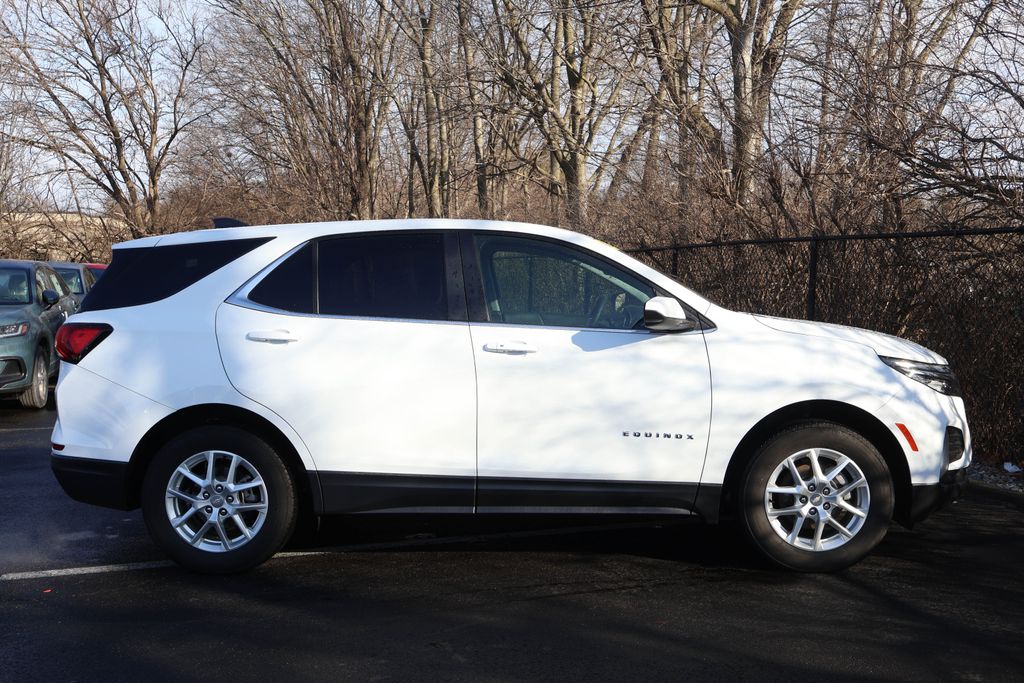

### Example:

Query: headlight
xmin=0 ymin=322 xmax=29 ymax=339
xmin=880 ymin=356 xmax=961 ymax=396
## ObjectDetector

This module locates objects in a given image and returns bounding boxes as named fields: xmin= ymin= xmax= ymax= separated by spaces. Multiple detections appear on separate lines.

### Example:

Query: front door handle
xmin=482 ymin=340 xmax=537 ymax=354
xmin=246 ymin=330 xmax=299 ymax=344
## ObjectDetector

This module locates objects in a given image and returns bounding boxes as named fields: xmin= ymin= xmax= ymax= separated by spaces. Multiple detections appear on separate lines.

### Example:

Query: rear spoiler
xmin=212 ymin=217 xmax=249 ymax=229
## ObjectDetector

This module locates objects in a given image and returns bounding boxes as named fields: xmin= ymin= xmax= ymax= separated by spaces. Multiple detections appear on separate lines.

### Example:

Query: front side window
xmin=45 ymin=268 xmax=71 ymax=297
xmin=35 ymin=271 xmax=47 ymax=303
xmin=318 ymin=233 xmax=447 ymax=320
xmin=474 ymin=234 xmax=656 ymax=330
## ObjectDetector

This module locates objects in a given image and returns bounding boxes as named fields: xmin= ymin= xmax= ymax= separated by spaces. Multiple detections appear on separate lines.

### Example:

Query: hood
xmin=752 ymin=314 xmax=945 ymax=364
xmin=0 ymin=304 xmax=35 ymax=325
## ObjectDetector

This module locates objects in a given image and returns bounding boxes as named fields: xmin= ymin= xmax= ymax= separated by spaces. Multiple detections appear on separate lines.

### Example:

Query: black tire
xmin=738 ymin=422 xmax=893 ymax=572
xmin=141 ymin=426 xmax=298 ymax=574
xmin=18 ymin=348 xmax=49 ymax=409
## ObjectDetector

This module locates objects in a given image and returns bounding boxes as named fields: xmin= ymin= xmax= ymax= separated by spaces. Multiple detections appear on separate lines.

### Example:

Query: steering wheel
xmin=588 ymin=293 xmax=615 ymax=327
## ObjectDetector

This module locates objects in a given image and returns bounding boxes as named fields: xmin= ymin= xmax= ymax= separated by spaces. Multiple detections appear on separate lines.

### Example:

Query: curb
xmin=967 ymin=479 xmax=1024 ymax=504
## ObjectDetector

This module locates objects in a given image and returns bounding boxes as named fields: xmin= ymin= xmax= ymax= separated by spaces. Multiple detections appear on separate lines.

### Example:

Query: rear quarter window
xmin=247 ymin=242 xmax=316 ymax=314
xmin=80 ymin=237 xmax=272 ymax=312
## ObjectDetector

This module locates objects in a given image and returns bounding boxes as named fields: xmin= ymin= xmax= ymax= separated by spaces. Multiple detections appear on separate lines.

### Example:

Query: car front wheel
xmin=141 ymin=426 xmax=297 ymax=574
xmin=739 ymin=422 xmax=894 ymax=572
xmin=18 ymin=348 xmax=49 ymax=409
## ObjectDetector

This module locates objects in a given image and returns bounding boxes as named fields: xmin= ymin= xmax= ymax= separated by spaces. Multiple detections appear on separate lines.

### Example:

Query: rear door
xmin=216 ymin=232 xmax=478 ymax=514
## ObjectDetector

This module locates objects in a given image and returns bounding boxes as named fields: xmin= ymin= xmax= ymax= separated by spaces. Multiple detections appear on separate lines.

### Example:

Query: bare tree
xmin=211 ymin=0 xmax=397 ymax=222
xmin=471 ymin=0 xmax=645 ymax=227
xmin=685 ymin=0 xmax=803 ymax=206
xmin=0 ymin=0 xmax=207 ymax=237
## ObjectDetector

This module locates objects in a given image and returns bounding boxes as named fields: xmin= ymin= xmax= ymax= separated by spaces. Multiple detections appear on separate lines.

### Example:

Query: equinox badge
xmin=624 ymin=431 xmax=694 ymax=440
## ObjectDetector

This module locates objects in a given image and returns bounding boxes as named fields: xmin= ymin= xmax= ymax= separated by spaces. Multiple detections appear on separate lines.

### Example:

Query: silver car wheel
xmin=164 ymin=450 xmax=269 ymax=553
xmin=764 ymin=448 xmax=871 ymax=552
xmin=33 ymin=355 xmax=47 ymax=403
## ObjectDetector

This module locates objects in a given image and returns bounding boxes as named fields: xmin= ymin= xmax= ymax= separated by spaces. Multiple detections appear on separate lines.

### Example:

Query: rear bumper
xmin=907 ymin=467 xmax=969 ymax=525
xmin=51 ymin=453 xmax=134 ymax=510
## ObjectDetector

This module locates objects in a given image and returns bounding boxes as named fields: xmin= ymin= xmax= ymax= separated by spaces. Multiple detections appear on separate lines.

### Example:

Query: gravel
xmin=970 ymin=461 xmax=1024 ymax=495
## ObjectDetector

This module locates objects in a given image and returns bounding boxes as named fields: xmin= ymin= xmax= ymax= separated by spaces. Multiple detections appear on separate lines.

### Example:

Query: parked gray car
xmin=50 ymin=262 xmax=98 ymax=306
xmin=0 ymin=260 xmax=78 ymax=407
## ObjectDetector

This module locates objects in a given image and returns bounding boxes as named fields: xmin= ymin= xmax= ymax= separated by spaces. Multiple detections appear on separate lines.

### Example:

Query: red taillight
xmin=55 ymin=323 xmax=113 ymax=364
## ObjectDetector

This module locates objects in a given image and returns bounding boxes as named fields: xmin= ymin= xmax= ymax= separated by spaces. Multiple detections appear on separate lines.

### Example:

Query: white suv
xmin=51 ymin=220 xmax=971 ymax=573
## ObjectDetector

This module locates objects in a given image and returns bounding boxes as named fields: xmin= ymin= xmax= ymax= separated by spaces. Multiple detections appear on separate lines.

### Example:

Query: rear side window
xmin=318 ymin=234 xmax=447 ymax=320
xmin=248 ymin=242 xmax=316 ymax=314
xmin=80 ymin=237 xmax=272 ymax=312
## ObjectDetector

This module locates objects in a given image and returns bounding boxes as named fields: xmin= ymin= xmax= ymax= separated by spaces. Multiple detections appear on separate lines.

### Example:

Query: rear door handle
xmin=482 ymin=341 xmax=537 ymax=354
xmin=246 ymin=330 xmax=299 ymax=344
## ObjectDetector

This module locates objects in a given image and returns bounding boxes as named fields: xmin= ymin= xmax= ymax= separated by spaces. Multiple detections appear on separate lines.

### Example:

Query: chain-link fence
xmin=625 ymin=228 xmax=1024 ymax=464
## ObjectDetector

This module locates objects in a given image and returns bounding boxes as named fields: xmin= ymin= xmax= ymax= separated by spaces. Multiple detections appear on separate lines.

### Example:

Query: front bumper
xmin=0 ymin=333 xmax=36 ymax=393
xmin=907 ymin=467 xmax=969 ymax=525
xmin=0 ymin=356 xmax=27 ymax=391
xmin=51 ymin=453 xmax=135 ymax=510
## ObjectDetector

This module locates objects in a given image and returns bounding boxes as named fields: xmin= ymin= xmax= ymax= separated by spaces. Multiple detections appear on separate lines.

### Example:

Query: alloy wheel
xmin=763 ymin=448 xmax=870 ymax=552
xmin=164 ymin=450 xmax=269 ymax=553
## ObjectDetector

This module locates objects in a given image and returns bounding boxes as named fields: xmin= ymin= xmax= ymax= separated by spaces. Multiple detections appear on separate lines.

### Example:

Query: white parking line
xmin=0 ymin=427 xmax=53 ymax=433
xmin=1 ymin=560 xmax=174 ymax=580
xmin=0 ymin=551 xmax=327 ymax=581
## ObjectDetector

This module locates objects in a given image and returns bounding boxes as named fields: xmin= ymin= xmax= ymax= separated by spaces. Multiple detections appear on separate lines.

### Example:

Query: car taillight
xmin=55 ymin=323 xmax=113 ymax=364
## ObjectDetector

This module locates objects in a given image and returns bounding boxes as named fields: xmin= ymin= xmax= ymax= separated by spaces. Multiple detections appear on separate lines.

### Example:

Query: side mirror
xmin=644 ymin=296 xmax=698 ymax=332
xmin=42 ymin=289 xmax=60 ymax=308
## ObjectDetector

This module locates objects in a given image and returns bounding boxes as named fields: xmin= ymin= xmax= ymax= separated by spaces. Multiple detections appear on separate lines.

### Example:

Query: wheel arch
xmin=125 ymin=403 xmax=321 ymax=516
xmin=717 ymin=400 xmax=913 ymax=526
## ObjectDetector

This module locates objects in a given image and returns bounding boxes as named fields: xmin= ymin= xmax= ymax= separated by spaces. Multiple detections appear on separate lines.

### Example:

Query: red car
xmin=83 ymin=263 xmax=106 ymax=279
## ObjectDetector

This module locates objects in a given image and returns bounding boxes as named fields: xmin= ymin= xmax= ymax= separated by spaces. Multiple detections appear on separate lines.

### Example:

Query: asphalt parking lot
xmin=2 ymin=403 xmax=1023 ymax=682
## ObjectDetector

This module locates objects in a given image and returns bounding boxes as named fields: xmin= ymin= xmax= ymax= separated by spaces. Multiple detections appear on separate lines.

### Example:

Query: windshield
xmin=55 ymin=267 xmax=84 ymax=294
xmin=0 ymin=267 xmax=31 ymax=305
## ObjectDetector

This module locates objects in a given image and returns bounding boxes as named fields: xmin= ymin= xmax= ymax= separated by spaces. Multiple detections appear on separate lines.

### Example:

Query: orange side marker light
xmin=896 ymin=423 xmax=919 ymax=452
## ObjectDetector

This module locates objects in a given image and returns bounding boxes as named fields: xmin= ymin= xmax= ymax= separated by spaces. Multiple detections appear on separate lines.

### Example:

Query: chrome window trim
xmin=227 ymin=233 xmax=714 ymax=333
xmin=226 ymin=239 xmax=458 ymax=326
xmin=227 ymin=241 xmax=309 ymax=310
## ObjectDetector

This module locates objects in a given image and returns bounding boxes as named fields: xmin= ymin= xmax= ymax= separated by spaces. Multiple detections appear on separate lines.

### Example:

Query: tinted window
xmin=80 ymin=237 xmax=272 ymax=312
xmin=318 ymin=234 xmax=447 ymax=320
xmin=248 ymin=242 xmax=315 ymax=314
xmin=55 ymin=267 xmax=83 ymax=294
xmin=474 ymin=235 xmax=655 ymax=330
xmin=0 ymin=267 xmax=31 ymax=305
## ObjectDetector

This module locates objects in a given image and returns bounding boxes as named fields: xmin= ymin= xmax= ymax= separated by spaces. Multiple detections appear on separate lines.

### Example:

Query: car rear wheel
xmin=141 ymin=426 xmax=297 ymax=574
xmin=739 ymin=422 xmax=894 ymax=572
xmin=18 ymin=348 xmax=48 ymax=409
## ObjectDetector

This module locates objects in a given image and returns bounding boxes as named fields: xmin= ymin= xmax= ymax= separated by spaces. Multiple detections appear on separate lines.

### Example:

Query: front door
xmin=217 ymin=232 xmax=477 ymax=513
xmin=464 ymin=233 xmax=712 ymax=513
